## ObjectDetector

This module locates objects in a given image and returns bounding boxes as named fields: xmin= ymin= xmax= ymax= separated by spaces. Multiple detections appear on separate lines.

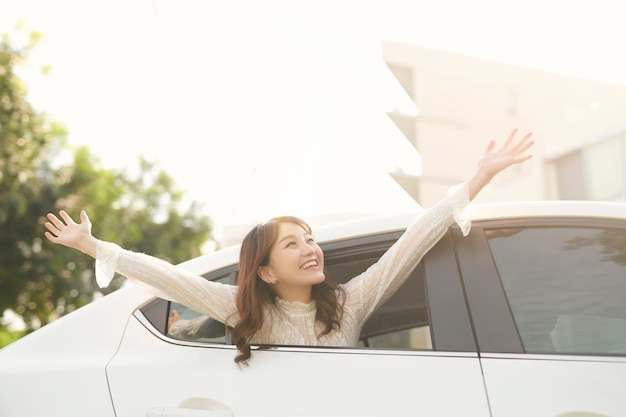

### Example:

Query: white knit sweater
xmin=95 ymin=182 xmax=471 ymax=347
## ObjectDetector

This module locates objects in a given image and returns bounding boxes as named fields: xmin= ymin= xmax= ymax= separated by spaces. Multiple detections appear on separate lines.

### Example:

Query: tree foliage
xmin=0 ymin=27 xmax=213 ymax=338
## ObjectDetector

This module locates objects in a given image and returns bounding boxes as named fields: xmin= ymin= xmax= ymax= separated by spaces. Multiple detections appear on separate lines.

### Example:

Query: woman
xmin=45 ymin=129 xmax=534 ymax=364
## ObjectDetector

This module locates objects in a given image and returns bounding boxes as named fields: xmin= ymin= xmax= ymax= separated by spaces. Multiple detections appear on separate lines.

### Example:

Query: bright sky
xmin=2 ymin=0 xmax=625 ymax=240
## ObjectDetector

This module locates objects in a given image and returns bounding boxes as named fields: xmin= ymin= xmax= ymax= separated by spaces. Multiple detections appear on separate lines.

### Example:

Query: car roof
xmin=178 ymin=200 xmax=626 ymax=275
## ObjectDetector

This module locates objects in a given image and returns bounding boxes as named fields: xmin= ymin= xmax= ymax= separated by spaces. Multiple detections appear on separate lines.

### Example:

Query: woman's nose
xmin=302 ymin=241 xmax=315 ymax=254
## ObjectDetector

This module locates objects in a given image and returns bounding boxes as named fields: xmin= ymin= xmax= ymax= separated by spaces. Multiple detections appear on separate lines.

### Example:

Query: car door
xmin=105 ymin=231 xmax=492 ymax=417
xmin=454 ymin=220 xmax=626 ymax=417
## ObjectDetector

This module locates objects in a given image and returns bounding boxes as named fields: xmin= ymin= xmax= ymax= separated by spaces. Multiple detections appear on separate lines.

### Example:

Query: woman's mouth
xmin=300 ymin=260 xmax=318 ymax=269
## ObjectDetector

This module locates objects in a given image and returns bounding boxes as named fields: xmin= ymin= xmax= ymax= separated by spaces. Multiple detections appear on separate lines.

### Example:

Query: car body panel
xmin=106 ymin=315 xmax=491 ymax=417
xmin=480 ymin=354 xmax=626 ymax=417
xmin=0 ymin=286 xmax=152 ymax=417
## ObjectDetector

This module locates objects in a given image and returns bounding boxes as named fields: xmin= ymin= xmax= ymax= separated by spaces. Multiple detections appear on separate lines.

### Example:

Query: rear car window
xmin=486 ymin=226 xmax=626 ymax=356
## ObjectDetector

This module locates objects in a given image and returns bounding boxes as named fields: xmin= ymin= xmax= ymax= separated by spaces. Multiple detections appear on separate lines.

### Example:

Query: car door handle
xmin=147 ymin=407 xmax=233 ymax=417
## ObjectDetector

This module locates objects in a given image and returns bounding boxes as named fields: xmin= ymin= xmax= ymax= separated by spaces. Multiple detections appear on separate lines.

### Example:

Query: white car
xmin=1 ymin=201 xmax=626 ymax=417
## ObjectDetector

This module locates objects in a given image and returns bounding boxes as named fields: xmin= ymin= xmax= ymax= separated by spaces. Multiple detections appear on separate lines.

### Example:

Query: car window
xmin=147 ymin=231 xmax=434 ymax=350
xmin=486 ymin=226 xmax=626 ymax=356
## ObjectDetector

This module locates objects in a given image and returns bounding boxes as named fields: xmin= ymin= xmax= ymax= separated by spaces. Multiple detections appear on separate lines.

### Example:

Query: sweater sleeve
xmin=95 ymin=242 xmax=238 ymax=326
xmin=342 ymin=182 xmax=471 ymax=326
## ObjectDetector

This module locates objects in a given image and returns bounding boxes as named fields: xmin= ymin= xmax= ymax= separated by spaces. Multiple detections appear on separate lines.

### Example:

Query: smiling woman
xmin=43 ymin=129 xmax=534 ymax=365
xmin=234 ymin=216 xmax=344 ymax=363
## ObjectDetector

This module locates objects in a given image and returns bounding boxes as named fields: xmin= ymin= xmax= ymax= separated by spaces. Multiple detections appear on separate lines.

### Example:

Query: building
xmin=384 ymin=41 xmax=626 ymax=207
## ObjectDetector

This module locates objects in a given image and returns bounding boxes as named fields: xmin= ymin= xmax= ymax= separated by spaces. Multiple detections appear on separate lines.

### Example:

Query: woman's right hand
xmin=44 ymin=210 xmax=98 ymax=257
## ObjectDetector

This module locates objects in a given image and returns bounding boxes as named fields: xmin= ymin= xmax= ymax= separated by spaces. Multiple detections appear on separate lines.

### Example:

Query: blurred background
xmin=1 ymin=0 xmax=625 ymax=342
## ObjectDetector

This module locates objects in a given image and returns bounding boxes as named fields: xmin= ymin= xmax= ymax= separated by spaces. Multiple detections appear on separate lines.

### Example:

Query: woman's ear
xmin=258 ymin=266 xmax=276 ymax=284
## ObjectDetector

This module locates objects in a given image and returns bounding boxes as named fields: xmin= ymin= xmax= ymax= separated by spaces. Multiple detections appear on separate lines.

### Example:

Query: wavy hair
xmin=231 ymin=216 xmax=345 ymax=365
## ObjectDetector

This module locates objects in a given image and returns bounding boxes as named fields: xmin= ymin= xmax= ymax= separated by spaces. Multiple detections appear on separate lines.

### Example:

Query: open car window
xmin=141 ymin=230 xmax=434 ymax=350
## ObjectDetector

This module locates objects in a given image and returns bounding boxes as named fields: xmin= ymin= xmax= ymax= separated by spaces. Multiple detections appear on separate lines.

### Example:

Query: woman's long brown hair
xmin=231 ymin=216 xmax=345 ymax=365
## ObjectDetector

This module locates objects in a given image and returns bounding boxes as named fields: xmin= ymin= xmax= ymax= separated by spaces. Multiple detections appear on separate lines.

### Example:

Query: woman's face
xmin=258 ymin=221 xmax=325 ymax=302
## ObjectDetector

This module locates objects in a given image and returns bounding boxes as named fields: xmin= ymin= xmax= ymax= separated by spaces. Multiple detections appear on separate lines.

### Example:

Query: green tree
xmin=0 ymin=27 xmax=213 ymax=343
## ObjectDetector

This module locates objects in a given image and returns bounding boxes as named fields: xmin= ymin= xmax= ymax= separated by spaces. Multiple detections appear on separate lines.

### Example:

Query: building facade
xmin=383 ymin=41 xmax=626 ymax=207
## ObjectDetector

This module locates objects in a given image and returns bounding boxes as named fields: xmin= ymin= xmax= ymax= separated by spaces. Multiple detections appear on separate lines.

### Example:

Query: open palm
xmin=44 ymin=210 xmax=93 ymax=250
xmin=478 ymin=128 xmax=534 ymax=177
